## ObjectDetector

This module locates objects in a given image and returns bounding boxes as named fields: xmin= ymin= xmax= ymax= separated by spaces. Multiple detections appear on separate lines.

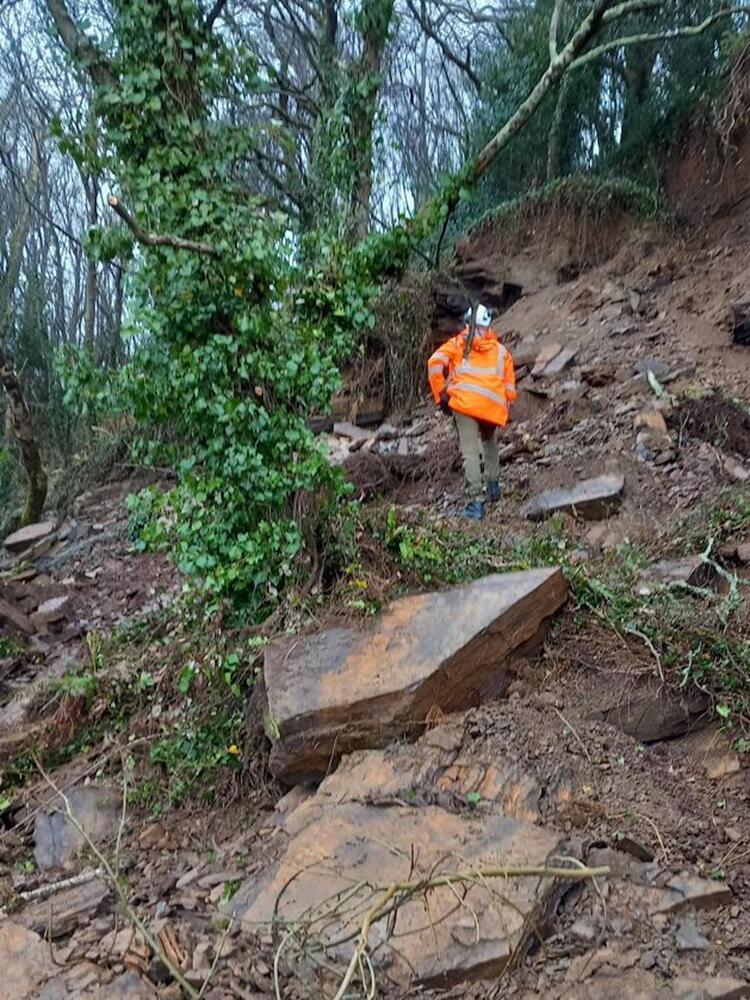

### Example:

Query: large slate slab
xmin=4 ymin=521 xmax=56 ymax=555
xmin=230 ymin=799 xmax=563 ymax=990
xmin=258 ymin=569 xmax=567 ymax=784
xmin=520 ymin=474 xmax=624 ymax=522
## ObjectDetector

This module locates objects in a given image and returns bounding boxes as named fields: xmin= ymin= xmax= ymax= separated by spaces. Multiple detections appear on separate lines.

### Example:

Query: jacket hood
xmin=461 ymin=326 xmax=498 ymax=352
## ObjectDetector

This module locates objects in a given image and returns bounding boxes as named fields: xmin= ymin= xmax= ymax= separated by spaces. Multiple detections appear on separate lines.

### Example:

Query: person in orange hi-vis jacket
xmin=427 ymin=303 xmax=516 ymax=521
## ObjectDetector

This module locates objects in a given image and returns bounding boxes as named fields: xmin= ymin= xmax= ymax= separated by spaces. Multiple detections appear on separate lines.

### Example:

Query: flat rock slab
xmin=278 ymin=716 xmax=573 ymax=840
xmin=591 ymin=687 xmax=710 ymax=743
xmin=259 ymin=570 xmax=567 ymax=783
xmin=0 ymin=921 xmax=58 ymax=999
xmin=520 ymin=474 xmax=624 ymax=522
xmin=32 ymin=594 xmax=72 ymax=625
xmin=231 ymin=799 xmax=563 ymax=990
xmin=641 ymin=556 xmax=719 ymax=591
xmin=651 ymin=873 xmax=733 ymax=914
xmin=543 ymin=346 xmax=578 ymax=377
xmin=18 ymin=878 xmax=109 ymax=939
xmin=4 ymin=521 xmax=56 ymax=555
xmin=34 ymin=786 xmax=120 ymax=870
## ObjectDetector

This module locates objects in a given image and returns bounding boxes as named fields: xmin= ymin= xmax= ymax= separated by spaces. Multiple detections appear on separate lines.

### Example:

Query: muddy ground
xmin=1 ymin=181 xmax=750 ymax=998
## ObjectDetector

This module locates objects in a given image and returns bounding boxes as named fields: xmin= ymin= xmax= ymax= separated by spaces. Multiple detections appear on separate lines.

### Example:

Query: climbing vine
xmin=57 ymin=0 xmax=389 ymax=615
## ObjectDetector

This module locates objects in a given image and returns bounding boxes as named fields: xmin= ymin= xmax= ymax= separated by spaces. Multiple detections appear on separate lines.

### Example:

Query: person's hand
xmin=439 ymin=390 xmax=451 ymax=415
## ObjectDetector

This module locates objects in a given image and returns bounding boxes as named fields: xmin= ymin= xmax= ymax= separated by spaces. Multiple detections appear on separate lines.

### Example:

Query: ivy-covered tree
xmin=44 ymin=0 xmax=377 ymax=614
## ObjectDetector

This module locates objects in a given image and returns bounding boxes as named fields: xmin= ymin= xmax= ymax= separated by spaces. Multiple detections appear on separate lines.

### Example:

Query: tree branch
xmin=407 ymin=0 xmax=483 ymax=92
xmin=204 ymin=0 xmax=229 ymax=32
xmin=549 ymin=0 xmax=564 ymax=60
xmin=107 ymin=196 xmax=219 ymax=256
xmin=43 ymin=0 xmax=114 ymax=87
xmin=572 ymin=8 xmax=750 ymax=70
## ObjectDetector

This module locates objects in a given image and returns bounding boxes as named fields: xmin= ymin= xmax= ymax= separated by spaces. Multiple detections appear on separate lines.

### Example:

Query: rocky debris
xmin=675 ymin=915 xmax=710 ymax=952
xmin=721 ymin=453 xmax=750 ymax=483
xmin=651 ymin=873 xmax=733 ymax=914
xmin=277 ymin=717 xmax=571 ymax=838
xmin=730 ymin=294 xmax=750 ymax=346
xmin=34 ymin=785 xmax=120 ymax=870
xmin=17 ymin=878 xmax=110 ymax=939
xmin=591 ymin=685 xmax=710 ymax=742
xmin=532 ymin=341 xmax=562 ymax=376
xmin=256 ymin=569 xmax=568 ymax=784
xmin=705 ymin=751 xmax=741 ymax=781
xmin=560 ymin=967 xmax=748 ymax=999
xmin=520 ymin=474 xmax=624 ymax=522
xmin=721 ymin=541 xmax=750 ymax=564
xmin=634 ymin=357 xmax=669 ymax=380
xmin=671 ymin=977 xmax=750 ymax=999
xmin=333 ymin=420 xmax=371 ymax=442
xmin=4 ymin=520 xmax=56 ymax=555
xmin=543 ymin=346 xmax=578 ymax=377
xmin=31 ymin=594 xmax=72 ymax=626
xmin=231 ymin=792 xmax=565 ymax=989
xmin=634 ymin=405 xmax=675 ymax=463
xmin=0 ymin=920 xmax=58 ymax=999
xmin=640 ymin=556 xmax=719 ymax=591
xmin=0 ymin=595 xmax=35 ymax=636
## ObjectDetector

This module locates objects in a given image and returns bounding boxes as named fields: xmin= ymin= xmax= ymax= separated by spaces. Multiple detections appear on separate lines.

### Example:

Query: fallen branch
xmin=330 ymin=860 xmax=610 ymax=1000
xmin=107 ymin=195 xmax=219 ymax=256
xmin=18 ymin=868 xmax=103 ymax=903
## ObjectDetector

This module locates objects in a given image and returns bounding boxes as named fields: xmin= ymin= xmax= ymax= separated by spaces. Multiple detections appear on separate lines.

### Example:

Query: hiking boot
xmin=487 ymin=480 xmax=501 ymax=503
xmin=461 ymin=500 xmax=485 ymax=521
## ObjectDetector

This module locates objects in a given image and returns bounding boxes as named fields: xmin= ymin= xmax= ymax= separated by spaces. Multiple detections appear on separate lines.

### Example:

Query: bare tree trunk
xmin=0 ymin=146 xmax=49 ymax=525
xmin=0 ymin=344 xmax=48 ymax=523
xmin=350 ymin=0 xmax=395 ymax=240
xmin=83 ymin=175 xmax=97 ymax=353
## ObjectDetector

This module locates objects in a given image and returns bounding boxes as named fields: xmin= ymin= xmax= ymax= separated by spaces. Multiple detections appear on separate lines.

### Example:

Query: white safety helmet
xmin=465 ymin=303 xmax=492 ymax=328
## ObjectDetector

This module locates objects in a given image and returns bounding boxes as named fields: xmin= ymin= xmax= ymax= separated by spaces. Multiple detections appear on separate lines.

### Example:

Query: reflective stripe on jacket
xmin=427 ymin=327 xmax=517 ymax=426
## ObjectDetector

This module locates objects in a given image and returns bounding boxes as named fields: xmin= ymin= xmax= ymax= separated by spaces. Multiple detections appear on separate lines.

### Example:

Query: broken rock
xmin=4 ymin=520 xmax=56 ymax=555
xmin=651 ymin=874 xmax=733 ymax=914
xmin=31 ymin=594 xmax=71 ymax=625
xmin=520 ymin=474 xmax=624 ymax=522
xmin=18 ymin=878 xmax=109 ymax=939
xmin=230 ymin=799 xmax=564 ymax=989
xmin=257 ymin=570 xmax=567 ymax=783
xmin=641 ymin=557 xmax=719 ymax=592
xmin=730 ymin=294 xmax=750 ymax=346
xmin=542 ymin=346 xmax=578 ymax=377
xmin=34 ymin=785 xmax=120 ymax=870
xmin=591 ymin=685 xmax=710 ymax=742
xmin=532 ymin=341 xmax=562 ymax=376
xmin=0 ymin=921 xmax=57 ymax=999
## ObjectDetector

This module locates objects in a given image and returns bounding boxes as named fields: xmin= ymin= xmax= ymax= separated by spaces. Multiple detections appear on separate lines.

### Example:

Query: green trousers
xmin=454 ymin=412 xmax=500 ymax=502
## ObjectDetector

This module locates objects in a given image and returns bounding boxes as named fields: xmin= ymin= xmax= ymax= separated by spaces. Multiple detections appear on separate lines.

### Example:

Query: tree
xmin=0 ymin=136 xmax=48 ymax=524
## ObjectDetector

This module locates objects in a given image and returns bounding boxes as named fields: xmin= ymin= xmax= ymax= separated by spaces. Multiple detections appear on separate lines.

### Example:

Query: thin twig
xmin=553 ymin=706 xmax=592 ymax=763
xmin=31 ymin=755 xmax=200 ymax=1000
xmin=625 ymin=626 xmax=664 ymax=682
xmin=198 ymin=917 xmax=235 ymax=999
xmin=331 ymin=862 xmax=610 ymax=1000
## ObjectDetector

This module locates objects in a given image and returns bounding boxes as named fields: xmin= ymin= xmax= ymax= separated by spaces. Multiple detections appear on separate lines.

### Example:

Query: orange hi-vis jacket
xmin=428 ymin=327 xmax=517 ymax=426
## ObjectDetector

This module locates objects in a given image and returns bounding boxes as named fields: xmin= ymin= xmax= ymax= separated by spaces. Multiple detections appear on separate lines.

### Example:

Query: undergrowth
xmin=0 ymin=600 xmax=259 ymax=819
xmin=465 ymin=174 xmax=670 ymax=241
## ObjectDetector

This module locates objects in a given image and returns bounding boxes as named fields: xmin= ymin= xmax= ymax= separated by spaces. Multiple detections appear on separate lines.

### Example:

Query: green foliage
xmin=469 ymin=175 xmax=668 ymax=237
xmin=146 ymin=711 xmax=243 ymax=810
xmin=55 ymin=0 xmax=396 ymax=618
